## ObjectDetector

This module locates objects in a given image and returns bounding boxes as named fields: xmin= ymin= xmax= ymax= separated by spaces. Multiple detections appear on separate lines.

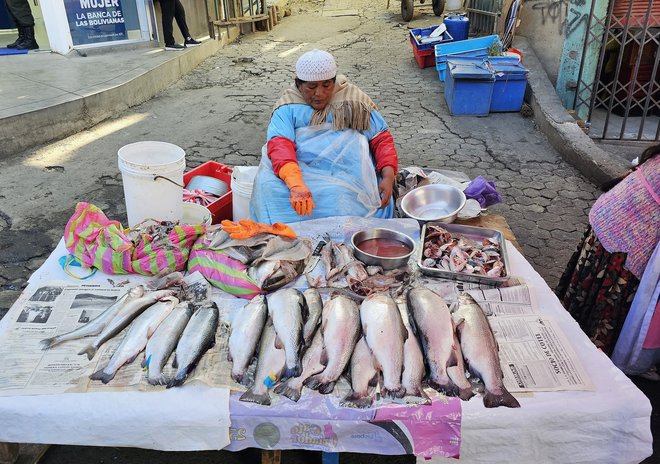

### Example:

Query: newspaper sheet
xmin=420 ymin=276 xmax=593 ymax=392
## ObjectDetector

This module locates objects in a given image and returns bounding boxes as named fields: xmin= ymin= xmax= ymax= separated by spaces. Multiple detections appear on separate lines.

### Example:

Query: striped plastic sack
xmin=188 ymin=227 xmax=262 ymax=299
xmin=64 ymin=202 xmax=205 ymax=275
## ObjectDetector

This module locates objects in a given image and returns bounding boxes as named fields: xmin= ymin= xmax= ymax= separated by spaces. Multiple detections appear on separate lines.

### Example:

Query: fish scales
xmin=267 ymin=288 xmax=304 ymax=379
xmin=90 ymin=296 xmax=179 ymax=384
xmin=305 ymin=295 xmax=360 ymax=394
xmin=143 ymin=302 xmax=194 ymax=385
xmin=274 ymin=328 xmax=325 ymax=402
xmin=228 ymin=295 xmax=268 ymax=385
xmin=240 ymin=320 xmax=287 ymax=405
xmin=40 ymin=286 xmax=145 ymax=350
xmin=78 ymin=289 xmax=177 ymax=360
xmin=453 ymin=292 xmax=520 ymax=408
xmin=302 ymin=288 xmax=323 ymax=347
xmin=167 ymin=303 xmax=219 ymax=388
xmin=340 ymin=336 xmax=379 ymax=408
xmin=398 ymin=303 xmax=431 ymax=405
xmin=360 ymin=293 xmax=406 ymax=399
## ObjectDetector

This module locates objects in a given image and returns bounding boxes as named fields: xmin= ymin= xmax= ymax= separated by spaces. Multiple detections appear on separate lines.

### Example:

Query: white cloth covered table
xmin=0 ymin=217 xmax=652 ymax=462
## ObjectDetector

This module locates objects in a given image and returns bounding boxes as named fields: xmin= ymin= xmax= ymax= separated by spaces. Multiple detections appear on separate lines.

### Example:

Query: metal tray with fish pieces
xmin=417 ymin=222 xmax=511 ymax=285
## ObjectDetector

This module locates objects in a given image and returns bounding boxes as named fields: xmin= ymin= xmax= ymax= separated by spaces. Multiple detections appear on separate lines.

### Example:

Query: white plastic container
xmin=446 ymin=0 xmax=464 ymax=10
xmin=182 ymin=202 xmax=212 ymax=225
xmin=231 ymin=166 xmax=259 ymax=221
xmin=118 ymin=141 xmax=186 ymax=228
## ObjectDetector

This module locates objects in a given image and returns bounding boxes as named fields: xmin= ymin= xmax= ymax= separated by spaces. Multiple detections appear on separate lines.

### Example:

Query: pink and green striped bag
xmin=64 ymin=202 xmax=205 ymax=276
xmin=187 ymin=226 xmax=262 ymax=299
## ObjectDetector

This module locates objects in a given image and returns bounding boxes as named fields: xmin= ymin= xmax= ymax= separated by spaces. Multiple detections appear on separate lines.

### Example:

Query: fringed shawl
xmin=272 ymin=75 xmax=378 ymax=131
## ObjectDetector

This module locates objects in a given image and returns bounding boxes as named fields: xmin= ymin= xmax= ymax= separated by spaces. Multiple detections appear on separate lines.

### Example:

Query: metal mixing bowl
xmin=351 ymin=228 xmax=416 ymax=270
xmin=400 ymin=184 xmax=466 ymax=223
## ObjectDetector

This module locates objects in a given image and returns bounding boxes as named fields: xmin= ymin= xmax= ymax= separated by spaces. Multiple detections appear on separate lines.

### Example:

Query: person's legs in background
xmin=159 ymin=0 xmax=184 ymax=50
xmin=173 ymin=0 xmax=200 ymax=46
xmin=5 ymin=0 xmax=38 ymax=50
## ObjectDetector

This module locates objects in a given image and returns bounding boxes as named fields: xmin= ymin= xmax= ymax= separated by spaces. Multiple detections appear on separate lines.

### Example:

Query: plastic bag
xmin=462 ymin=175 xmax=503 ymax=208
xmin=250 ymin=124 xmax=393 ymax=224
xmin=64 ymin=202 xmax=205 ymax=275
xmin=187 ymin=226 xmax=262 ymax=299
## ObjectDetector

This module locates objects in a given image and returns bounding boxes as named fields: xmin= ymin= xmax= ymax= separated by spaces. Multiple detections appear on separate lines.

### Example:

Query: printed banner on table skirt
xmin=226 ymin=391 xmax=462 ymax=459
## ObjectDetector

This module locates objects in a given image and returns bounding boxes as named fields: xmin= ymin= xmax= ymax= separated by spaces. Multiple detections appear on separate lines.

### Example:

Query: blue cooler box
xmin=444 ymin=58 xmax=495 ymax=117
xmin=490 ymin=62 xmax=529 ymax=112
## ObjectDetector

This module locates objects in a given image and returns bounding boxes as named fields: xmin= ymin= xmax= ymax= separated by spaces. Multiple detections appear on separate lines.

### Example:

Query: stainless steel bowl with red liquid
xmin=351 ymin=228 xmax=416 ymax=271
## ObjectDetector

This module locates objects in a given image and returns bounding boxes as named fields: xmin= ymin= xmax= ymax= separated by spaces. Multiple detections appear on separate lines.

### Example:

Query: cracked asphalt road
xmin=0 ymin=0 xmax=608 ymax=461
xmin=0 ymin=0 xmax=599 ymax=321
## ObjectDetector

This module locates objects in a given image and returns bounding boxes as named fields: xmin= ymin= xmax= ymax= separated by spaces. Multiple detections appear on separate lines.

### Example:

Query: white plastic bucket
xmin=182 ymin=202 xmax=212 ymax=225
xmin=118 ymin=141 xmax=186 ymax=228
xmin=231 ymin=166 xmax=259 ymax=221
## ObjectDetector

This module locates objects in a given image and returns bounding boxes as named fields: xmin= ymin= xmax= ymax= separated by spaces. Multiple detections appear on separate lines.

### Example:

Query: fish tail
xmin=78 ymin=345 xmax=97 ymax=360
xmin=166 ymin=369 xmax=190 ymax=389
xmin=89 ymin=367 xmax=115 ymax=384
xmin=340 ymin=392 xmax=374 ymax=409
xmin=282 ymin=362 xmax=302 ymax=381
xmin=382 ymin=385 xmax=406 ymax=400
xmin=403 ymin=386 xmax=432 ymax=405
xmin=39 ymin=337 xmax=60 ymax=350
xmin=273 ymin=382 xmax=302 ymax=402
xmin=483 ymin=387 xmax=520 ymax=408
xmin=239 ymin=388 xmax=272 ymax=406
xmin=148 ymin=373 xmax=169 ymax=386
xmin=303 ymin=374 xmax=324 ymax=391
xmin=318 ymin=381 xmax=336 ymax=394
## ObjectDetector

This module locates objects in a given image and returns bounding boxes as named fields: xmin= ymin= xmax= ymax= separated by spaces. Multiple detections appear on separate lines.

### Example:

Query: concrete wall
xmin=516 ymin=0 xmax=571 ymax=85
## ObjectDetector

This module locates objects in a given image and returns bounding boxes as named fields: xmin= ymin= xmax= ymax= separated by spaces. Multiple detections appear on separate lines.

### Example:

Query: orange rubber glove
xmin=278 ymin=162 xmax=315 ymax=217
xmin=220 ymin=219 xmax=296 ymax=240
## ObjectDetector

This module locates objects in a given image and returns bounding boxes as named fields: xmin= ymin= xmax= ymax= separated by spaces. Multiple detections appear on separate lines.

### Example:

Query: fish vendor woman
xmin=250 ymin=49 xmax=399 ymax=223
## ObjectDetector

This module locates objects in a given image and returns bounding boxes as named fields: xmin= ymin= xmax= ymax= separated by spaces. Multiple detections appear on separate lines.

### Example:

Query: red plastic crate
xmin=183 ymin=161 xmax=233 ymax=224
xmin=410 ymin=36 xmax=435 ymax=69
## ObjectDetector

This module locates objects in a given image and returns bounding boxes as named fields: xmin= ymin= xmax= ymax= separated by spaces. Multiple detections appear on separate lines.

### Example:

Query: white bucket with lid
xmin=118 ymin=141 xmax=186 ymax=227
xmin=231 ymin=166 xmax=259 ymax=221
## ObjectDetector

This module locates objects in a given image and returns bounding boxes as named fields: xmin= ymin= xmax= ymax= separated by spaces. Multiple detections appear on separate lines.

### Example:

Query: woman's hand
xmin=379 ymin=166 xmax=396 ymax=208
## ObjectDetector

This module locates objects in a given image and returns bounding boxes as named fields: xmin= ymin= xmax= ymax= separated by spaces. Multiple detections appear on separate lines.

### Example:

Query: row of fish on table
xmin=39 ymin=272 xmax=219 ymax=388
xmin=230 ymin=285 xmax=520 ymax=409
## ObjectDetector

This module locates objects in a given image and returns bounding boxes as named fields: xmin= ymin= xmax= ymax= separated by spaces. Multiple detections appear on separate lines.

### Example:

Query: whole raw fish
xmin=305 ymin=295 xmax=360 ymax=394
xmin=452 ymin=292 xmax=520 ymax=408
xmin=39 ymin=286 xmax=145 ymax=350
xmin=248 ymin=260 xmax=305 ymax=292
xmin=398 ymin=303 xmax=431 ymax=405
xmin=340 ymin=336 xmax=379 ymax=408
xmin=407 ymin=287 xmax=472 ymax=399
xmin=273 ymin=328 xmax=325 ymax=402
xmin=228 ymin=295 xmax=268 ymax=385
xmin=240 ymin=320 xmax=286 ymax=405
xmin=78 ymin=289 xmax=176 ymax=360
xmin=89 ymin=296 xmax=179 ymax=384
xmin=360 ymin=293 xmax=406 ymax=399
xmin=302 ymin=288 xmax=323 ymax=347
xmin=167 ymin=303 xmax=220 ymax=388
xmin=143 ymin=302 xmax=194 ymax=385
xmin=267 ymin=288 xmax=304 ymax=379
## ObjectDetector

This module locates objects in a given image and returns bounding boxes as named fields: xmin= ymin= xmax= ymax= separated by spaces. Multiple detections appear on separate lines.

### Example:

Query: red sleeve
xmin=369 ymin=130 xmax=399 ymax=174
xmin=267 ymin=136 xmax=298 ymax=176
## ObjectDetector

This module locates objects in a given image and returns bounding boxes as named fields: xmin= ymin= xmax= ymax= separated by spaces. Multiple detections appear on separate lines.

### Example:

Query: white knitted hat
xmin=295 ymin=49 xmax=337 ymax=82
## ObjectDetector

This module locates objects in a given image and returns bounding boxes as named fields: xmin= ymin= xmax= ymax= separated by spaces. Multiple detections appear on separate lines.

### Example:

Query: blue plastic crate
xmin=490 ymin=62 xmax=529 ymax=112
xmin=435 ymin=34 xmax=501 ymax=64
xmin=410 ymin=27 xmax=454 ymax=52
xmin=444 ymin=59 xmax=495 ymax=117
xmin=436 ymin=54 xmax=489 ymax=82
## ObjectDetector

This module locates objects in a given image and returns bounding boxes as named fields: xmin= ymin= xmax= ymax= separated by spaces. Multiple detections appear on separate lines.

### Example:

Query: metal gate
xmin=572 ymin=0 xmax=659 ymax=141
